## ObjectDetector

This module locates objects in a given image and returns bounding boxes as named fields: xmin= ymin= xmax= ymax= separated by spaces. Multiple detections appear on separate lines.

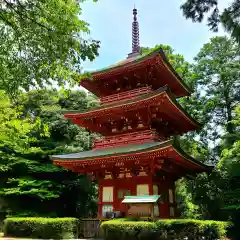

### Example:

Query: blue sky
xmin=80 ymin=0 xmax=230 ymax=72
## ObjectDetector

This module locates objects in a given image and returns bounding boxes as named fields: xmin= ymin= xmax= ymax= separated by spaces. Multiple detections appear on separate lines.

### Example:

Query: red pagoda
xmin=52 ymin=8 xmax=211 ymax=219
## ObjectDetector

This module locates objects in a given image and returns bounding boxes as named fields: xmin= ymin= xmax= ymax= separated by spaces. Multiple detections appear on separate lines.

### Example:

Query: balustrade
xmin=100 ymin=86 xmax=152 ymax=105
xmin=93 ymin=130 xmax=168 ymax=149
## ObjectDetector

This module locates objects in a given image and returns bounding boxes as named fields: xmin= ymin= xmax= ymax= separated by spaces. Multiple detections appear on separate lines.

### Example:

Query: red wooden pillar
xmin=167 ymin=179 xmax=176 ymax=218
xmin=149 ymin=159 xmax=155 ymax=195
xmin=154 ymin=176 xmax=161 ymax=217
xmin=112 ymin=179 xmax=117 ymax=211
xmin=158 ymin=177 xmax=169 ymax=218
xmin=131 ymin=176 xmax=137 ymax=195
xmin=149 ymin=174 xmax=154 ymax=195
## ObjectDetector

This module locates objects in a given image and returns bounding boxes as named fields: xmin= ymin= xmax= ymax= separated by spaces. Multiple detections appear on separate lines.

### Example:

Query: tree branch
xmin=3 ymin=0 xmax=54 ymax=32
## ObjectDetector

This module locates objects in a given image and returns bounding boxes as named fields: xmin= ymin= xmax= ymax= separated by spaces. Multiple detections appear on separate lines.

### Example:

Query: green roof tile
xmin=88 ymin=50 xmax=151 ymax=75
xmin=51 ymin=140 xmax=213 ymax=170
xmin=51 ymin=141 xmax=162 ymax=160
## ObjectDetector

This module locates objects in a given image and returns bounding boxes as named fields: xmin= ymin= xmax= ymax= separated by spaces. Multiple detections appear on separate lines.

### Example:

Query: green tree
xmin=0 ymin=0 xmax=100 ymax=96
xmin=217 ymin=105 xmax=240 ymax=212
xmin=193 ymin=36 xmax=239 ymax=154
xmin=181 ymin=36 xmax=240 ymax=220
xmin=181 ymin=0 xmax=240 ymax=43
xmin=0 ymin=90 xmax=56 ymax=215
xmin=0 ymin=89 xmax=99 ymax=217
xmin=177 ymin=36 xmax=239 ymax=166
xmin=214 ymin=105 xmax=240 ymax=238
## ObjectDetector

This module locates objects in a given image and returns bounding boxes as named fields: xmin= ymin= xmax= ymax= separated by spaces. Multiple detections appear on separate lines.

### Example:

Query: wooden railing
xmin=93 ymin=130 xmax=167 ymax=149
xmin=100 ymin=86 xmax=152 ymax=105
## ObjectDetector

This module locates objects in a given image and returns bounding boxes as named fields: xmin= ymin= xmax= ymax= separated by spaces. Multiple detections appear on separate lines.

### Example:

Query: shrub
xmin=101 ymin=219 xmax=231 ymax=240
xmin=4 ymin=217 xmax=78 ymax=239
xmin=155 ymin=219 xmax=231 ymax=240
xmin=101 ymin=221 xmax=156 ymax=240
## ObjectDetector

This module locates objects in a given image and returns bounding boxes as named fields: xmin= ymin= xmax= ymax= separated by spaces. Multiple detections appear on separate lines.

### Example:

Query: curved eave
xmin=63 ymin=86 xmax=201 ymax=130
xmin=158 ymin=48 xmax=192 ymax=95
xmin=80 ymin=48 xmax=191 ymax=97
xmin=172 ymin=144 xmax=213 ymax=172
xmin=52 ymin=140 xmax=212 ymax=172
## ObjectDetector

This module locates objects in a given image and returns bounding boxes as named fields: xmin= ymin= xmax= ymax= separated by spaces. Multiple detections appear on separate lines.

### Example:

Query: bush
xmin=3 ymin=217 xmax=78 ymax=239
xmin=155 ymin=219 xmax=231 ymax=240
xmin=101 ymin=219 xmax=231 ymax=240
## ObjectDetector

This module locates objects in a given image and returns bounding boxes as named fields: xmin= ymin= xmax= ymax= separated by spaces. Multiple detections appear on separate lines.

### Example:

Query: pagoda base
xmin=97 ymin=174 xmax=176 ymax=218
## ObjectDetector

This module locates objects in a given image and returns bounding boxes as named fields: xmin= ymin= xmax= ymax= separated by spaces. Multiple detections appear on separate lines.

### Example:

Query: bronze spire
xmin=128 ymin=7 xmax=140 ymax=58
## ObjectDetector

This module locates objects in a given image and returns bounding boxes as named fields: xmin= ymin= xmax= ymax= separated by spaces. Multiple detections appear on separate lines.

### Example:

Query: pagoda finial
xmin=128 ymin=7 xmax=140 ymax=58
xmin=132 ymin=6 xmax=140 ymax=53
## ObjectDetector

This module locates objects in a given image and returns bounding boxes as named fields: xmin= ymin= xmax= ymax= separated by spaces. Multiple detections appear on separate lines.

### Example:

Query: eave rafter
xmin=53 ymin=142 xmax=210 ymax=175
xmin=64 ymin=88 xmax=200 ymax=134
xmin=155 ymin=158 xmax=182 ymax=174
xmin=80 ymin=48 xmax=191 ymax=98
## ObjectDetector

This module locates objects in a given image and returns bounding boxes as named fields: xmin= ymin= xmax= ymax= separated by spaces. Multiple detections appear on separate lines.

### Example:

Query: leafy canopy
xmin=0 ymin=89 xmax=98 ymax=217
xmin=179 ymin=37 xmax=240 ymax=220
xmin=217 ymin=105 xmax=240 ymax=211
xmin=180 ymin=0 xmax=240 ymax=43
xmin=179 ymin=36 xmax=240 ymax=164
xmin=0 ymin=0 xmax=100 ymax=96
xmin=193 ymin=36 xmax=239 ymax=145
xmin=0 ymin=90 xmax=48 ymax=155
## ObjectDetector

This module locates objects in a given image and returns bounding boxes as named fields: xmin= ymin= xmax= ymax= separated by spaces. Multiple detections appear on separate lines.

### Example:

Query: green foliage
xmin=0 ymin=0 xmax=100 ymax=96
xmin=218 ymin=105 xmax=240 ymax=173
xmin=182 ymin=104 xmax=240 ymax=222
xmin=194 ymin=36 xmax=239 ymax=135
xmin=101 ymin=221 xmax=155 ymax=240
xmin=180 ymin=36 xmax=239 ymax=162
xmin=0 ymin=89 xmax=98 ymax=218
xmin=216 ymin=105 xmax=240 ymax=216
xmin=180 ymin=0 xmax=240 ymax=43
xmin=175 ymin=179 xmax=201 ymax=219
xmin=4 ymin=217 xmax=78 ymax=239
xmin=0 ymin=90 xmax=49 ymax=154
xmin=101 ymin=219 xmax=230 ymax=240
xmin=175 ymin=36 xmax=240 ymax=220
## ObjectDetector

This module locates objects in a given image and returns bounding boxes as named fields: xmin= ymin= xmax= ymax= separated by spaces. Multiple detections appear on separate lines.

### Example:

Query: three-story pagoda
xmin=52 ymin=8 xmax=212 ymax=219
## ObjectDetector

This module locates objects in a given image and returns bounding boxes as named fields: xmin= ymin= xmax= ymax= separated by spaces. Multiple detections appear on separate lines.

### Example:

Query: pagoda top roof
xmin=88 ymin=51 xmax=146 ymax=74
xmin=80 ymin=48 xmax=192 ymax=97
xmin=86 ymin=48 xmax=179 ymax=77
xmin=52 ymin=140 xmax=212 ymax=171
